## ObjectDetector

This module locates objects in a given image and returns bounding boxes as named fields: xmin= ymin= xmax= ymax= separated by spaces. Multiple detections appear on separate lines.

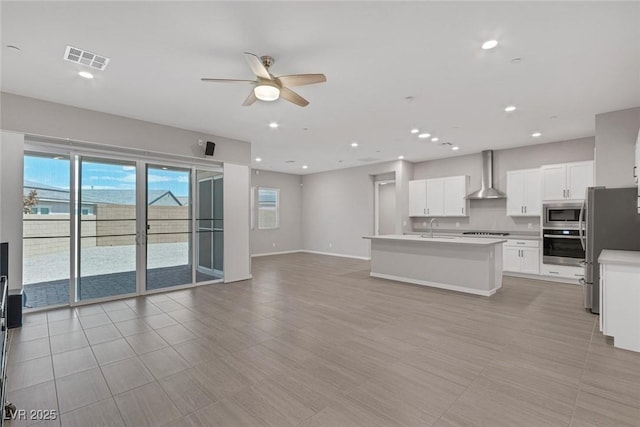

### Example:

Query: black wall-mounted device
xmin=205 ymin=141 xmax=215 ymax=157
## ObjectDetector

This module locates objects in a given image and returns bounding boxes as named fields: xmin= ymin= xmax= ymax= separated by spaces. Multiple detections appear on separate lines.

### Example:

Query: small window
xmin=30 ymin=207 xmax=51 ymax=214
xmin=257 ymin=187 xmax=279 ymax=229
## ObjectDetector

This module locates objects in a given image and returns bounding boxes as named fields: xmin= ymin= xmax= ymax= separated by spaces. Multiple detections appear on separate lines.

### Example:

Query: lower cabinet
xmin=503 ymin=240 xmax=539 ymax=275
xmin=599 ymin=253 xmax=640 ymax=352
xmin=539 ymin=263 xmax=584 ymax=282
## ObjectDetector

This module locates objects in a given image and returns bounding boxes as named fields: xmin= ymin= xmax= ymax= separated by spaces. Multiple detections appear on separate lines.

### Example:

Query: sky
xmin=24 ymin=155 xmax=191 ymax=197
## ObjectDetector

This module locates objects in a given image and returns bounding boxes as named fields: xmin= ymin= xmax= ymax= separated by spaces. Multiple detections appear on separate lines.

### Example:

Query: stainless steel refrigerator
xmin=583 ymin=187 xmax=640 ymax=314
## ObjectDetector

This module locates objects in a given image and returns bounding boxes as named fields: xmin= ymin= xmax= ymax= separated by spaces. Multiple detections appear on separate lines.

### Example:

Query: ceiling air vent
xmin=63 ymin=45 xmax=110 ymax=71
xmin=357 ymin=157 xmax=380 ymax=163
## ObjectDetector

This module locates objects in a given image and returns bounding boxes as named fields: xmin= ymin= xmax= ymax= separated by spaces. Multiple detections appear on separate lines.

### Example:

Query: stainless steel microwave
xmin=543 ymin=203 xmax=584 ymax=229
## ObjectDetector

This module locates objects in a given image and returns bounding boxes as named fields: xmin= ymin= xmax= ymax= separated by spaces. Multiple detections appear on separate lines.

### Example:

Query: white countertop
xmin=405 ymin=231 xmax=540 ymax=240
xmin=363 ymin=234 xmax=506 ymax=246
xmin=599 ymin=250 xmax=640 ymax=266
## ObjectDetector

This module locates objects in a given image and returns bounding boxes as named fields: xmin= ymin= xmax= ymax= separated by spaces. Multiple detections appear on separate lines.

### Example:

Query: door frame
xmin=374 ymin=179 xmax=396 ymax=236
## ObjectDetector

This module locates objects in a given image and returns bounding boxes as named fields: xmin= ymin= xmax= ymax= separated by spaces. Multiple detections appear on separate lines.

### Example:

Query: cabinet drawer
xmin=541 ymin=264 xmax=584 ymax=279
xmin=504 ymin=239 xmax=539 ymax=248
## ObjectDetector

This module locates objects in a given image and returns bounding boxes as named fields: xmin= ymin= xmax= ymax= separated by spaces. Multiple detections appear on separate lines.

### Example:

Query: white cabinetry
xmin=541 ymin=161 xmax=593 ymax=201
xmin=409 ymin=180 xmax=427 ymax=216
xmin=443 ymin=176 xmax=468 ymax=216
xmin=635 ymin=129 xmax=639 ymax=213
xmin=599 ymin=250 xmax=640 ymax=352
xmin=506 ymin=168 xmax=541 ymax=216
xmin=408 ymin=175 xmax=469 ymax=217
xmin=503 ymin=239 xmax=539 ymax=275
xmin=425 ymin=179 xmax=445 ymax=216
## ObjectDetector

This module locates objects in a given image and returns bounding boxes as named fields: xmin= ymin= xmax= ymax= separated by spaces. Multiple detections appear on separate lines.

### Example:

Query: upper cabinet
xmin=408 ymin=175 xmax=469 ymax=217
xmin=506 ymin=168 xmax=541 ymax=216
xmin=541 ymin=161 xmax=593 ymax=201
xmin=633 ymin=130 xmax=640 ymax=214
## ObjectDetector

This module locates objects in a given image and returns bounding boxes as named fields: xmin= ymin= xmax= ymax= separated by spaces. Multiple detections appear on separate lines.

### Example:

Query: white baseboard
xmin=301 ymin=250 xmax=371 ymax=261
xmin=504 ymin=271 xmax=580 ymax=285
xmin=370 ymin=272 xmax=499 ymax=297
xmin=224 ymin=275 xmax=252 ymax=283
xmin=251 ymin=250 xmax=303 ymax=258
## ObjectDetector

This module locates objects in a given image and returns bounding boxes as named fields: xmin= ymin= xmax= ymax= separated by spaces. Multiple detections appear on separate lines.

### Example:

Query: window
xmin=257 ymin=187 xmax=279 ymax=229
xmin=30 ymin=206 xmax=51 ymax=215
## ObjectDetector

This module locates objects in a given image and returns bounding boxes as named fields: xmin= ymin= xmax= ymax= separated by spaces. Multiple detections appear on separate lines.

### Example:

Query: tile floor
xmin=6 ymin=253 xmax=640 ymax=426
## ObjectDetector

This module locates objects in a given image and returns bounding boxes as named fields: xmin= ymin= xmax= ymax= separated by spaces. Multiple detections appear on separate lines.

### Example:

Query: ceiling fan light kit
xmin=254 ymin=82 xmax=280 ymax=101
xmin=202 ymin=52 xmax=326 ymax=107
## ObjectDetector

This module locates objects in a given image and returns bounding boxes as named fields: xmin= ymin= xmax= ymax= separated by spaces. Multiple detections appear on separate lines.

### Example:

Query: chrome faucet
xmin=429 ymin=218 xmax=439 ymax=238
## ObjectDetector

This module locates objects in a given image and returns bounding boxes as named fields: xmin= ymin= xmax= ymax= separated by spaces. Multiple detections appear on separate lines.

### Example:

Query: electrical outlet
xmin=402 ymin=220 xmax=407 ymax=227
xmin=456 ymin=222 xmax=460 ymax=227
xmin=329 ymin=242 xmax=333 ymax=248
xmin=423 ymin=221 xmax=427 ymax=227
xmin=528 ymin=223 xmax=533 ymax=229
xmin=198 ymin=139 xmax=203 ymax=146
xmin=272 ymin=242 xmax=276 ymax=247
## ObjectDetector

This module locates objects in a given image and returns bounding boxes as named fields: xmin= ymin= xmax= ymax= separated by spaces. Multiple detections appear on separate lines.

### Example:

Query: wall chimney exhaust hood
xmin=466 ymin=150 xmax=506 ymax=199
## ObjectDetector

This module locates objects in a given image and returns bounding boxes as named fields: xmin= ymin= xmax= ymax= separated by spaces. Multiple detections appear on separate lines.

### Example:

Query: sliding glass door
xmin=22 ymin=153 xmax=71 ymax=308
xmin=22 ymin=147 xmax=224 ymax=308
xmin=196 ymin=170 xmax=223 ymax=283
xmin=146 ymin=165 xmax=193 ymax=290
xmin=78 ymin=158 xmax=138 ymax=301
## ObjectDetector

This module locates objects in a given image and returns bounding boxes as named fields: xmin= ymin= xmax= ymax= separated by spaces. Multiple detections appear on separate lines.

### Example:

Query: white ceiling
xmin=2 ymin=1 xmax=639 ymax=174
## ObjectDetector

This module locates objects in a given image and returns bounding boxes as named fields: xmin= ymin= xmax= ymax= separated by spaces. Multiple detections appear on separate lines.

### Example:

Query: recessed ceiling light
xmin=504 ymin=105 xmax=517 ymax=112
xmin=482 ymin=40 xmax=498 ymax=50
xmin=418 ymin=133 xmax=431 ymax=139
xmin=431 ymin=137 xmax=439 ymax=142
xmin=410 ymin=128 xmax=419 ymax=134
xmin=78 ymin=71 xmax=94 ymax=79
xmin=255 ymin=157 xmax=262 ymax=162
xmin=269 ymin=122 xmax=279 ymax=129
xmin=398 ymin=155 xmax=404 ymax=160
xmin=161 ymin=167 xmax=168 ymax=170
xmin=53 ymin=156 xmax=64 ymax=160
xmin=531 ymin=132 xmax=542 ymax=138
xmin=451 ymin=146 xmax=460 ymax=151
xmin=302 ymin=165 xmax=308 ymax=169
xmin=351 ymin=142 xmax=359 ymax=148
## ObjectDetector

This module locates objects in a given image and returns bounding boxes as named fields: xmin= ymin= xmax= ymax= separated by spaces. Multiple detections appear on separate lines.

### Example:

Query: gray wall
xmin=251 ymin=170 xmax=303 ymax=255
xmin=411 ymin=137 xmax=595 ymax=232
xmin=595 ymin=107 xmax=640 ymax=188
xmin=0 ymin=131 xmax=25 ymax=290
xmin=301 ymin=160 xmax=412 ymax=259
xmin=1 ymin=92 xmax=251 ymax=165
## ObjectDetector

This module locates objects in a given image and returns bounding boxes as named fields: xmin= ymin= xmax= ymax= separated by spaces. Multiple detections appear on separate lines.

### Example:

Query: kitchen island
xmin=363 ymin=234 xmax=506 ymax=296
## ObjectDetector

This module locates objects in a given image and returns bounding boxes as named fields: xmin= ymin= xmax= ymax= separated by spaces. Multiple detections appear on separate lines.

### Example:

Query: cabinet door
xmin=503 ymin=246 xmax=522 ymax=272
xmin=523 ymin=169 xmax=542 ymax=216
xmin=425 ymin=179 xmax=444 ymax=216
xmin=443 ymin=176 xmax=466 ymax=216
xmin=506 ymin=171 xmax=525 ymax=216
xmin=635 ymin=130 xmax=640 ymax=184
xmin=566 ymin=161 xmax=593 ymax=201
xmin=408 ymin=180 xmax=427 ymax=216
xmin=541 ymin=164 xmax=567 ymax=200
xmin=520 ymin=248 xmax=540 ymax=274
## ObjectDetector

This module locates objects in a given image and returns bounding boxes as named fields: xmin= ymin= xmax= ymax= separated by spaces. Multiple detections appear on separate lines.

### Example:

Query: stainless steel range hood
xmin=466 ymin=150 xmax=506 ymax=199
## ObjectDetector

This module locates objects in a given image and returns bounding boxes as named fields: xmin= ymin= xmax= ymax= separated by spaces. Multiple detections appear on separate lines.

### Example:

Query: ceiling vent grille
xmin=63 ymin=45 xmax=110 ymax=70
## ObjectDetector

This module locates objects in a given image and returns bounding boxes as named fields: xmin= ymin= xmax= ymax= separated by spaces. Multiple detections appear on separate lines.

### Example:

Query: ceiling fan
xmin=201 ymin=52 xmax=326 ymax=107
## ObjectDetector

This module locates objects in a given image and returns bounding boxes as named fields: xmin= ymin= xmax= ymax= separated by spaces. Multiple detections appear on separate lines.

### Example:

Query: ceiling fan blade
xmin=244 ymin=52 xmax=271 ymax=80
xmin=242 ymin=90 xmax=257 ymax=106
xmin=280 ymin=87 xmax=309 ymax=107
xmin=277 ymin=74 xmax=326 ymax=87
xmin=201 ymin=78 xmax=255 ymax=84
